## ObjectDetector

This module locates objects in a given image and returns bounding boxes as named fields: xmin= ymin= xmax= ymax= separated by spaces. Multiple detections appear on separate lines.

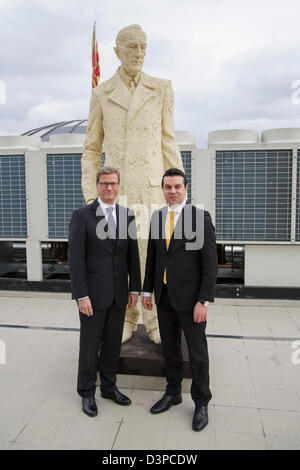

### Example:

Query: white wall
xmin=192 ymin=149 xmax=213 ymax=216
xmin=245 ymin=245 xmax=300 ymax=287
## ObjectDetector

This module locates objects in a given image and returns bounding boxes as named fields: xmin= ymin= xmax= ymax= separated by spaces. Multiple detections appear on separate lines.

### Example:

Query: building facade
xmin=0 ymin=122 xmax=299 ymax=297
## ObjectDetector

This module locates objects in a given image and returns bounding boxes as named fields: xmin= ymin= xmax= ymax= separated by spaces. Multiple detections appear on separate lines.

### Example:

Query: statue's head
xmin=114 ymin=24 xmax=147 ymax=78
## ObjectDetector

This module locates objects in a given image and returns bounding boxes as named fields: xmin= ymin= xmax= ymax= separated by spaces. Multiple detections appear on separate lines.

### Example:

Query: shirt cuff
xmin=129 ymin=291 xmax=139 ymax=295
xmin=143 ymin=292 xmax=152 ymax=297
xmin=77 ymin=296 xmax=88 ymax=300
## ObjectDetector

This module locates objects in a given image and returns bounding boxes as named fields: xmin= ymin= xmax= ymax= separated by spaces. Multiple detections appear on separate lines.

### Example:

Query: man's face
xmin=115 ymin=31 xmax=147 ymax=77
xmin=162 ymin=176 xmax=188 ymax=207
xmin=96 ymin=173 xmax=120 ymax=204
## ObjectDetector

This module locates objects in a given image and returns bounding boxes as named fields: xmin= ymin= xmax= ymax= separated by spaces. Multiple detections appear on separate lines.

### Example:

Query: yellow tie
xmin=163 ymin=211 xmax=175 ymax=284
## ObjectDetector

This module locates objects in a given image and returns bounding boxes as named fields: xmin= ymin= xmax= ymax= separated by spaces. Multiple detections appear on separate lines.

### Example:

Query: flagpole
xmin=93 ymin=22 xmax=96 ymax=59
xmin=91 ymin=21 xmax=100 ymax=88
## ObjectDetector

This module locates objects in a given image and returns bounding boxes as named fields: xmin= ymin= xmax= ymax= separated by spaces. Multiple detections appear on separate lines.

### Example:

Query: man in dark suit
xmin=68 ymin=166 xmax=141 ymax=417
xmin=142 ymin=168 xmax=218 ymax=431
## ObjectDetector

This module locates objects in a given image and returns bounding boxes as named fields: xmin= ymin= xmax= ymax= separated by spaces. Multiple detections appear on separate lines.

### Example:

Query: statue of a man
xmin=81 ymin=24 xmax=184 ymax=343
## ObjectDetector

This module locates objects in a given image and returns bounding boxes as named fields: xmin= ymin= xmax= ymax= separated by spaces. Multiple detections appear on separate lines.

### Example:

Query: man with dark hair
xmin=160 ymin=167 xmax=188 ymax=187
xmin=143 ymin=168 xmax=218 ymax=431
xmin=68 ymin=167 xmax=141 ymax=417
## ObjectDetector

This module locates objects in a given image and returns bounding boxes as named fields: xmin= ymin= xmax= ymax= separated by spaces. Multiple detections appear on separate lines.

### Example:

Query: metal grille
xmin=47 ymin=154 xmax=84 ymax=238
xmin=180 ymin=151 xmax=191 ymax=202
xmin=0 ymin=155 xmax=27 ymax=238
xmin=215 ymin=150 xmax=293 ymax=241
xmin=47 ymin=152 xmax=188 ymax=238
xmin=296 ymin=151 xmax=300 ymax=241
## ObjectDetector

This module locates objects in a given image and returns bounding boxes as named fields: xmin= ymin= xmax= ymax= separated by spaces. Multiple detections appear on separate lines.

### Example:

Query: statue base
xmin=117 ymin=324 xmax=192 ymax=378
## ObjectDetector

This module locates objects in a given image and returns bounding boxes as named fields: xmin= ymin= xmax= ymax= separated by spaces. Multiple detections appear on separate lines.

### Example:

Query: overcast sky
xmin=1 ymin=0 xmax=300 ymax=147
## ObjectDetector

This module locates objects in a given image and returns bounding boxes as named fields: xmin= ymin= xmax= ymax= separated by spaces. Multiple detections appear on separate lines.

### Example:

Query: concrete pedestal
xmin=117 ymin=324 xmax=192 ymax=378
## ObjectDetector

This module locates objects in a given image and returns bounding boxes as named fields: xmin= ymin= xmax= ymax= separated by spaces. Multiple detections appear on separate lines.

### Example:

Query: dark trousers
xmin=157 ymin=285 xmax=212 ymax=406
xmin=77 ymin=300 xmax=126 ymax=397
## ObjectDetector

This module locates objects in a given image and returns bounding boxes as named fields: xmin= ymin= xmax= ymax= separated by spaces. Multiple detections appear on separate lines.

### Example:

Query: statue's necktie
xmin=106 ymin=206 xmax=117 ymax=240
xmin=163 ymin=211 xmax=175 ymax=284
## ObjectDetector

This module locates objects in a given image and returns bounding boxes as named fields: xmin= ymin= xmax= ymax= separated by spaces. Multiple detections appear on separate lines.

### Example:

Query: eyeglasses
xmin=98 ymin=182 xmax=119 ymax=188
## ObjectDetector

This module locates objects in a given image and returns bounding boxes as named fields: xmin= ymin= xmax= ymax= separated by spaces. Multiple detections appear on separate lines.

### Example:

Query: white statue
xmin=81 ymin=24 xmax=184 ymax=343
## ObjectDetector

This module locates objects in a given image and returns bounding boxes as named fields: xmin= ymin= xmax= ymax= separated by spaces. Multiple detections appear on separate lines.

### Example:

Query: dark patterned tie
xmin=106 ymin=206 xmax=117 ymax=239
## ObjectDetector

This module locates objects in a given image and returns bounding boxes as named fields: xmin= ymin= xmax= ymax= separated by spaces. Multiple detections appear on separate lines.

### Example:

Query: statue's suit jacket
xmin=81 ymin=69 xmax=184 ymax=207
xmin=143 ymin=205 xmax=219 ymax=311
xmin=68 ymin=199 xmax=141 ymax=310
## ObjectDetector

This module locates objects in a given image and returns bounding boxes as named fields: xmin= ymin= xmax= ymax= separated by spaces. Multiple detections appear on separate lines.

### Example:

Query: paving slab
xmin=0 ymin=292 xmax=299 ymax=450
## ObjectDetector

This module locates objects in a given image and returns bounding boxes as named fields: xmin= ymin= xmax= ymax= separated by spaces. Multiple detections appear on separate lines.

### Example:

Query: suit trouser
xmin=157 ymin=285 xmax=212 ymax=406
xmin=77 ymin=300 xmax=126 ymax=397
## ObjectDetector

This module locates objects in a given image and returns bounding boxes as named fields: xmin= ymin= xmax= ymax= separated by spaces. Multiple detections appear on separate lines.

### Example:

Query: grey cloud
xmin=172 ymin=40 xmax=300 ymax=147
xmin=1 ymin=0 xmax=300 ymax=147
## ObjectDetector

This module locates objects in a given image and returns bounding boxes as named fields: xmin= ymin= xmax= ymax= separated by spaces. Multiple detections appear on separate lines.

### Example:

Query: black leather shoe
xmin=101 ymin=388 xmax=132 ymax=406
xmin=82 ymin=396 xmax=98 ymax=417
xmin=150 ymin=393 xmax=182 ymax=414
xmin=192 ymin=405 xmax=208 ymax=431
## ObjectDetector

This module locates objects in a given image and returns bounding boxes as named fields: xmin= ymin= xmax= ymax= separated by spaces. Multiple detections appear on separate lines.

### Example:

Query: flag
xmin=92 ymin=23 xmax=100 ymax=88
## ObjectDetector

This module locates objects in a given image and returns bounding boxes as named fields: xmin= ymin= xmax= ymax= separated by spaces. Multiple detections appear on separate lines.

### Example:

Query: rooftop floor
xmin=0 ymin=292 xmax=299 ymax=450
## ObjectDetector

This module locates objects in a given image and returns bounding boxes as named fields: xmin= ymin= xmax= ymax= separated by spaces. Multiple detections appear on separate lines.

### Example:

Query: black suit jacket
xmin=143 ymin=204 xmax=218 ymax=311
xmin=68 ymin=199 xmax=141 ymax=310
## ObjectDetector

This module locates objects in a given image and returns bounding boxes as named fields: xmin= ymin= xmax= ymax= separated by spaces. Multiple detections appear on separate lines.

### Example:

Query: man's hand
xmin=142 ymin=296 xmax=153 ymax=310
xmin=78 ymin=297 xmax=93 ymax=317
xmin=193 ymin=301 xmax=208 ymax=323
xmin=128 ymin=293 xmax=139 ymax=308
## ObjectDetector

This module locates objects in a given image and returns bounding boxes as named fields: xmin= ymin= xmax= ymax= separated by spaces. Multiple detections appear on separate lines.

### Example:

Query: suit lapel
xmin=116 ymin=204 xmax=130 ymax=250
xmin=168 ymin=204 xmax=193 ymax=254
xmin=115 ymin=204 xmax=120 ymax=240
xmin=105 ymin=72 xmax=131 ymax=111
xmin=90 ymin=198 xmax=105 ymax=222
xmin=90 ymin=199 xmax=115 ymax=249
xmin=105 ymin=71 xmax=156 ymax=125
xmin=159 ymin=206 xmax=168 ymax=255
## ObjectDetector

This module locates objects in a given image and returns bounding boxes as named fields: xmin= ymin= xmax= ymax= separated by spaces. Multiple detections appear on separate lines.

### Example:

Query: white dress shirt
xmin=97 ymin=197 xmax=117 ymax=224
